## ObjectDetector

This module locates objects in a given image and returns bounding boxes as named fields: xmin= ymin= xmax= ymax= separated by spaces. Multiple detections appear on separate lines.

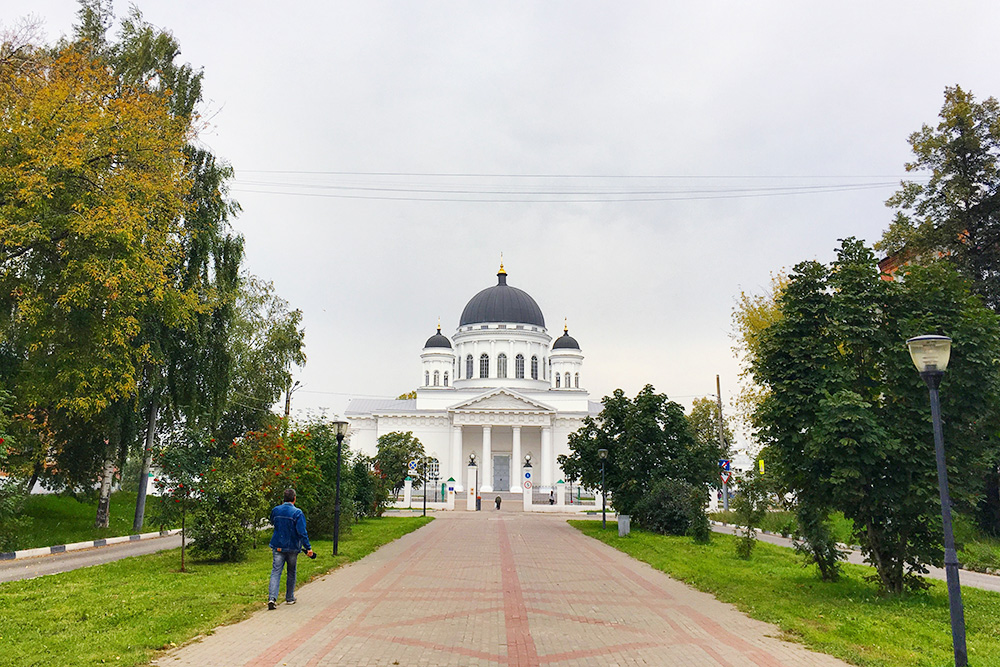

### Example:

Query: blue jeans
xmin=269 ymin=549 xmax=298 ymax=601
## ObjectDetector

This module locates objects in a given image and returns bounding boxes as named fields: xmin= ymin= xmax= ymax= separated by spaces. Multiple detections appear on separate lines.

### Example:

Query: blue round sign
xmin=525 ymin=472 xmax=531 ymax=479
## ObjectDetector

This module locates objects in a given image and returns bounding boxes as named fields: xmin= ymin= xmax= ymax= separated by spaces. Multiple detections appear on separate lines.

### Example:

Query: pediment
xmin=450 ymin=389 xmax=554 ymax=413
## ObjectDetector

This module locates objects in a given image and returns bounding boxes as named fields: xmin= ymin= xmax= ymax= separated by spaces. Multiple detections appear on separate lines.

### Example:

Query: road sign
xmin=719 ymin=459 xmax=730 ymax=471
xmin=759 ymin=459 xmax=765 ymax=474
xmin=408 ymin=460 xmax=418 ymax=471
xmin=524 ymin=471 xmax=531 ymax=479
xmin=524 ymin=480 xmax=532 ymax=490
xmin=720 ymin=471 xmax=732 ymax=485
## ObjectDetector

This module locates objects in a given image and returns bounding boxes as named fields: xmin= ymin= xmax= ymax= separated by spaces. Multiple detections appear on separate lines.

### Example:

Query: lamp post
xmin=906 ymin=335 xmax=967 ymax=667
xmin=598 ymin=448 xmax=608 ymax=528
xmin=422 ymin=457 xmax=427 ymax=517
xmin=469 ymin=452 xmax=479 ymax=511
xmin=332 ymin=420 xmax=349 ymax=556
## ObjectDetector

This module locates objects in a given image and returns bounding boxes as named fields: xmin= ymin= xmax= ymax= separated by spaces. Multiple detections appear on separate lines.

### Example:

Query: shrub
xmin=634 ymin=477 xmax=709 ymax=542
xmin=732 ymin=469 xmax=768 ymax=559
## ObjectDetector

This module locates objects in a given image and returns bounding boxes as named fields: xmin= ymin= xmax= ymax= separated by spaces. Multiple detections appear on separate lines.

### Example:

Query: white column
xmin=466 ymin=466 xmax=478 ymax=511
xmin=510 ymin=426 xmax=522 ymax=492
xmin=451 ymin=425 xmax=464 ymax=492
xmin=481 ymin=425 xmax=493 ymax=492
xmin=556 ymin=480 xmax=566 ymax=507
xmin=403 ymin=477 xmax=412 ymax=507
xmin=523 ymin=465 xmax=533 ymax=510
xmin=541 ymin=425 xmax=553 ymax=491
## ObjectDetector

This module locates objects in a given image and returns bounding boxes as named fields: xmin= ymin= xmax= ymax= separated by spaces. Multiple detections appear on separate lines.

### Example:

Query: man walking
xmin=268 ymin=488 xmax=314 ymax=610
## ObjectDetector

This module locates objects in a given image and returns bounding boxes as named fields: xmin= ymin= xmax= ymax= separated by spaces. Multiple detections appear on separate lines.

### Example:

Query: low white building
xmin=346 ymin=264 xmax=599 ymax=494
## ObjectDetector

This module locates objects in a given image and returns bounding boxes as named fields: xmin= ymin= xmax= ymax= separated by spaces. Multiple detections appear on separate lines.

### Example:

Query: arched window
xmin=574 ymin=372 xmax=579 ymax=388
xmin=433 ymin=370 xmax=440 ymax=386
xmin=425 ymin=371 xmax=429 ymax=386
xmin=497 ymin=353 xmax=507 ymax=379
xmin=515 ymin=354 xmax=525 ymax=379
xmin=531 ymin=356 xmax=538 ymax=380
xmin=555 ymin=373 xmax=561 ymax=388
xmin=444 ymin=372 xmax=449 ymax=387
xmin=466 ymin=355 xmax=473 ymax=379
xmin=564 ymin=372 xmax=570 ymax=388
xmin=480 ymin=353 xmax=489 ymax=378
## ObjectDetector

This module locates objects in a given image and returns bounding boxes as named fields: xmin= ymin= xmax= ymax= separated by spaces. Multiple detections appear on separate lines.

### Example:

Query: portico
xmin=448 ymin=389 xmax=556 ymax=492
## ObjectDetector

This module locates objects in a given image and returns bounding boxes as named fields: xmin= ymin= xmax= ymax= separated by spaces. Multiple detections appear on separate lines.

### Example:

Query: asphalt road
xmin=0 ymin=534 xmax=184 ymax=583
xmin=711 ymin=523 xmax=1000 ymax=593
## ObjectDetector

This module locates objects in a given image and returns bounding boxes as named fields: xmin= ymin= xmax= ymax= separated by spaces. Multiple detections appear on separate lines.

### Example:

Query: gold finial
xmin=498 ymin=252 xmax=506 ymax=275
xmin=437 ymin=317 xmax=441 ymax=333
xmin=564 ymin=317 xmax=568 ymax=333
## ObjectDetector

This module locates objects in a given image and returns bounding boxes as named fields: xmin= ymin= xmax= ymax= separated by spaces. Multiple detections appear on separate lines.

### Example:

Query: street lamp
xmin=469 ymin=452 xmax=479 ymax=511
xmin=598 ymin=448 xmax=608 ymax=528
xmin=332 ymin=420 xmax=349 ymax=556
xmin=906 ymin=334 xmax=967 ymax=667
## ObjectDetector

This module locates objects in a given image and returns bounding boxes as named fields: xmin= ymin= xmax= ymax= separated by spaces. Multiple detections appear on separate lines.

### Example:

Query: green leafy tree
xmin=375 ymin=432 xmax=425 ymax=495
xmin=0 ymin=390 xmax=27 ymax=551
xmin=753 ymin=238 xmax=1000 ymax=592
xmin=879 ymin=85 xmax=1000 ymax=534
xmin=732 ymin=468 xmax=768 ymax=559
xmin=879 ymin=86 xmax=1000 ymax=310
xmin=633 ymin=477 xmax=711 ymax=542
xmin=687 ymin=396 xmax=734 ymax=471
xmin=559 ymin=385 xmax=721 ymax=516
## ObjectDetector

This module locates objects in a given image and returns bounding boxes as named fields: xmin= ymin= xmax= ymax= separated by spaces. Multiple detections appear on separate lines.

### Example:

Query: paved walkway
xmin=155 ymin=512 xmax=848 ymax=667
xmin=0 ymin=534 xmax=183 ymax=583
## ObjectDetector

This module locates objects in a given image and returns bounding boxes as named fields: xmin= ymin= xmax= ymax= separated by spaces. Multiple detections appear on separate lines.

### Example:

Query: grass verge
xmin=0 ymin=516 xmax=431 ymax=666
xmin=11 ymin=491 xmax=160 ymax=551
xmin=571 ymin=521 xmax=1000 ymax=667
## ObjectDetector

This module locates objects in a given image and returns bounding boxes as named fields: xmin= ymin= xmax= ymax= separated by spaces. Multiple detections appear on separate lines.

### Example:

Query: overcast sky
xmin=9 ymin=1 xmax=1000 ymax=442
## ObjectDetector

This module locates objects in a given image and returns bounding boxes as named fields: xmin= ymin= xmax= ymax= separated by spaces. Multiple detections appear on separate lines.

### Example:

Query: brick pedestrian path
xmin=155 ymin=512 xmax=849 ymax=666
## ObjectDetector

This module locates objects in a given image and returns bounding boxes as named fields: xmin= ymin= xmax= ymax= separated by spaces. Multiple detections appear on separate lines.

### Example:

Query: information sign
xmin=718 ymin=459 xmax=731 ymax=471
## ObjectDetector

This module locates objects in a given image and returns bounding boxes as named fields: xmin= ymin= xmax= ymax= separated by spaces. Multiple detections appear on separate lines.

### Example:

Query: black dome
xmin=424 ymin=326 xmax=451 ymax=348
xmin=552 ymin=329 xmax=580 ymax=350
xmin=459 ymin=269 xmax=545 ymax=327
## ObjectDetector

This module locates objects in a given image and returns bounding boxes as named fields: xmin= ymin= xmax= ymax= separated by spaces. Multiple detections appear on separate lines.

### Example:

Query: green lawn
xmin=9 ymin=491 xmax=160 ymax=551
xmin=571 ymin=521 xmax=1000 ymax=667
xmin=0 ymin=516 xmax=432 ymax=666
xmin=710 ymin=510 xmax=1000 ymax=573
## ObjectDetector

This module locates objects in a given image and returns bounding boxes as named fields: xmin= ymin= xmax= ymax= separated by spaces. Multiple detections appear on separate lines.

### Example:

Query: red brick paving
xmin=154 ymin=512 xmax=851 ymax=666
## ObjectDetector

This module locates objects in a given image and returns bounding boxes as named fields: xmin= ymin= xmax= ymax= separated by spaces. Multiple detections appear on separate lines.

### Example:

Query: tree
xmin=730 ymin=273 xmax=787 ymax=430
xmin=879 ymin=85 xmax=1000 ymax=534
xmin=375 ymin=432 xmax=425 ymax=495
xmin=880 ymin=86 xmax=1000 ymax=310
xmin=732 ymin=468 xmax=768 ymax=559
xmin=558 ymin=385 xmax=722 ymax=516
xmin=753 ymin=238 xmax=1000 ymax=592
xmin=687 ymin=396 xmax=734 ymax=455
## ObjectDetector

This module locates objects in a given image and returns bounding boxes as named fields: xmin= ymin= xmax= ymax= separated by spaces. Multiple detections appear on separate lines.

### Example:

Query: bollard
xmin=618 ymin=514 xmax=631 ymax=537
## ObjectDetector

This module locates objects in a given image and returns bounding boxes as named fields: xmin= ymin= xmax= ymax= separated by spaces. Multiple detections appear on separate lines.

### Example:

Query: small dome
xmin=459 ymin=266 xmax=546 ymax=327
xmin=424 ymin=325 xmax=451 ymax=348
xmin=552 ymin=328 xmax=580 ymax=350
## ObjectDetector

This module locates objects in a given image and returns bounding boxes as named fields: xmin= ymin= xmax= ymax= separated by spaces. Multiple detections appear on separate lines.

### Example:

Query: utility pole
xmin=284 ymin=380 xmax=301 ymax=421
xmin=716 ymin=375 xmax=729 ymax=512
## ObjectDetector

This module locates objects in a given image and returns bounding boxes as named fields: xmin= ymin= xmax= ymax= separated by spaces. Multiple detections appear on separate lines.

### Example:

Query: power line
xmin=235 ymin=169 xmax=930 ymax=180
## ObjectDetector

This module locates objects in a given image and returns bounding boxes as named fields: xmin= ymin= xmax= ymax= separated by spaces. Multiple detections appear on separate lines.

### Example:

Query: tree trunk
xmin=133 ymin=396 xmax=159 ymax=532
xmin=23 ymin=460 xmax=43 ymax=495
xmin=94 ymin=449 xmax=116 ymax=529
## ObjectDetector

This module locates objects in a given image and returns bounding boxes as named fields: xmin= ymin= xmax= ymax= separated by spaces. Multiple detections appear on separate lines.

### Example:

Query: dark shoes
xmin=267 ymin=599 xmax=277 ymax=610
xmin=286 ymin=598 xmax=297 ymax=605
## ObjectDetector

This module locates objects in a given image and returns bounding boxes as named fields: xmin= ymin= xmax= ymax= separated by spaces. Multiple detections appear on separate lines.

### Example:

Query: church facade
xmin=346 ymin=265 xmax=599 ymax=494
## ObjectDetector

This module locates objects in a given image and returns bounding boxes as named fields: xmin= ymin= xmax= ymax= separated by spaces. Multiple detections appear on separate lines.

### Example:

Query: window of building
xmin=433 ymin=370 xmax=440 ymax=386
xmin=425 ymin=371 xmax=429 ymax=386
xmin=555 ymin=373 xmax=561 ymax=388
xmin=497 ymin=353 xmax=507 ymax=379
xmin=444 ymin=371 xmax=449 ymax=387
xmin=466 ymin=355 xmax=473 ymax=379
xmin=531 ymin=356 xmax=538 ymax=380
xmin=498 ymin=324 xmax=506 ymax=329
xmin=481 ymin=325 xmax=489 ymax=329
xmin=574 ymin=372 xmax=579 ymax=388
xmin=480 ymin=353 xmax=489 ymax=378
xmin=515 ymin=354 xmax=525 ymax=379
xmin=564 ymin=372 xmax=570 ymax=388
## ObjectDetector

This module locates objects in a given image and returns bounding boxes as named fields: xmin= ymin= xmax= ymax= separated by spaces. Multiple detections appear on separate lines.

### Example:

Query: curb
xmin=0 ymin=529 xmax=183 ymax=561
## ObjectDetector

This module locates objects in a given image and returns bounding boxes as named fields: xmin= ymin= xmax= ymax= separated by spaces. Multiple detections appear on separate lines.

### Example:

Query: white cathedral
xmin=346 ymin=264 xmax=600 ymax=495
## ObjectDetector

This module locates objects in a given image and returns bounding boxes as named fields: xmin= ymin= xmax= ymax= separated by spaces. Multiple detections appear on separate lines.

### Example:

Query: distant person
xmin=495 ymin=495 xmax=502 ymax=510
xmin=268 ymin=488 xmax=314 ymax=610
xmin=549 ymin=490 xmax=555 ymax=505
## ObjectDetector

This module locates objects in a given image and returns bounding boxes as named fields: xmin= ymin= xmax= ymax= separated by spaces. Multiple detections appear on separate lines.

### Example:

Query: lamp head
xmin=598 ymin=448 xmax=608 ymax=460
xmin=468 ymin=452 xmax=477 ymax=466
xmin=332 ymin=420 xmax=350 ymax=438
xmin=906 ymin=335 xmax=952 ymax=373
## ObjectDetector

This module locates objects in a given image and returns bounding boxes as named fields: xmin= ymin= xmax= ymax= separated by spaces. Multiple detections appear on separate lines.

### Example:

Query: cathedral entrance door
xmin=493 ymin=454 xmax=510 ymax=492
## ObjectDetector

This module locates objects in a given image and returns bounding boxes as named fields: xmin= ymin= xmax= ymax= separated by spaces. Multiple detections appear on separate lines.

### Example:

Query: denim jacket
xmin=269 ymin=502 xmax=311 ymax=552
